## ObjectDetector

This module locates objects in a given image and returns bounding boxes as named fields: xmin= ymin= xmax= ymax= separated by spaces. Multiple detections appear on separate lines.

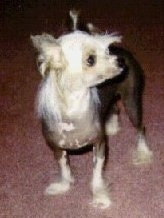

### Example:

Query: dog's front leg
xmin=45 ymin=148 xmax=74 ymax=195
xmin=91 ymin=141 xmax=111 ymax=208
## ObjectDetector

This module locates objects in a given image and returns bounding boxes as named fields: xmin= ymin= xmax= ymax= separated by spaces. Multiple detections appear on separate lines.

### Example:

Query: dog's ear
xmin=86 ymin=23 xmax=122 ymax=47
xmin=95 ymin=33 xmax=122 ymax=48
xmin=31 ymin=33 xmax=56 ymax=51
xmin=31 ymin=34 xmax=64 ymax=77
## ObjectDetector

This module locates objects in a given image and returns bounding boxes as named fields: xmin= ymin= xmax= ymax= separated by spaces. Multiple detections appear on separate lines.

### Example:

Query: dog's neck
xmin=62 ymin=88 xmax=91 ymax=118
xmin=37 ymin=72 xmax=99 ymax=124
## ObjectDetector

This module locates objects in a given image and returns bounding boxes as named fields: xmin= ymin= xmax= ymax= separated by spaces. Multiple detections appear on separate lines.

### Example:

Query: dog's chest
xmin=55 ymin=118 xmax=100 ymax=149
xmin=45 ymin=89 xmax=101 ymax=149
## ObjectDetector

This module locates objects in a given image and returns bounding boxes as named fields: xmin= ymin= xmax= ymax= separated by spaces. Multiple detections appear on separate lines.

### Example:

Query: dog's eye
xmin=86 ymin=55 xmax=96 ymax=67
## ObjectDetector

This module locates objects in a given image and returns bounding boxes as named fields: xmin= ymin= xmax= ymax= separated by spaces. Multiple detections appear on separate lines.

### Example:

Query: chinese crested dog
xmin=31 ymin=10 xmax=153 ymax=208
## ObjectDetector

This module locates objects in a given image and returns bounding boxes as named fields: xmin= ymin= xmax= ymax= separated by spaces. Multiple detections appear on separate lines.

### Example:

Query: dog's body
xmin=31 ymin=11 xmax=153 ymax=208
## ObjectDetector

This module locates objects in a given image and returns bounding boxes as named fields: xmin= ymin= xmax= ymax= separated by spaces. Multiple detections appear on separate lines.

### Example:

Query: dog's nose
xmin=117 ymin=57 xmax=128 ymax=74
xmin=117 ymin=57 xmax=125 ymax=68
xmin=108 ymin=45 xmax=128 ymax=75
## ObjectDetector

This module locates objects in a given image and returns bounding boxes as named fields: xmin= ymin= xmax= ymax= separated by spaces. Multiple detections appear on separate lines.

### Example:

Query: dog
xmin=31 ymin=10 xmax=153 ymax=208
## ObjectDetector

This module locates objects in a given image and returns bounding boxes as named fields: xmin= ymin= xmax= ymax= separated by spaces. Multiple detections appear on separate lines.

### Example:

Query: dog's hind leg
xmin=91 ymin=141 xmax=111 ymax=208
xmin=122 ymin=90 xmax=153 ymax=165
xmin=134 ymin=127 xmax=153 ymax=165
xmin=45 ymin=148 xmax=74 ymax=195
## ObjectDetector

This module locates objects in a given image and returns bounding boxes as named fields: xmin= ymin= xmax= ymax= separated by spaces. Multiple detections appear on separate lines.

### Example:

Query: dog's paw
xmin=92 ymin=190 xmax=112 ymax=209
xmin=133 ymin=145 xmax=153 ymax=165
xmin=45 ymin=181 xmax=71 ymax=195
xmin=105 ymin=114 xmax=120 ymax=136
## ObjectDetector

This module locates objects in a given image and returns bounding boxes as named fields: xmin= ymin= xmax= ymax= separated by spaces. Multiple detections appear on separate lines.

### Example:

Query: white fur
xmin=92 ymin=189 xmax=112 ymax=209
xmin=65 ymin=89 xmax=91 ymax=117
xmin=61 ymin=39 xmax=83 ymax=74
xmin=45 ymin=182 xmax=71 ymax=195
xmin=32 ymin=31 xmax=122 ymax=87
xmin=32 ymin=31 xmax=122 ymax=128
xmin=105 ymin=114 xmax=120 ymax=135
xmin=65 ymin=87 xmax=100 ymax=119
xmin=45 ymin=151 xmax=74 ymax=195
xmin=133 ymin=135 xmax=153 ymax=165
xmin=36 ymin=72 xmax=61 ymax=124
xmin=37 ymin=72 xmax=100 ymax=131
xmin=59 ymin=151 xmax=74 ymax=182
xmin=37 ymin=73 xmax=90 ymax=125
xmin=58 ymin=31 xmax=122 ymax=84
xmin=91 ymin=157 xmax=111 ymax=208
xmin=92 ymin=157 xmax=105 ymax=189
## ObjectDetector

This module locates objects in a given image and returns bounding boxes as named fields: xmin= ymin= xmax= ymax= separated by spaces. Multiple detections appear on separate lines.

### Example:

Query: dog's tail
xmin=69 ymin=9 xmax=112 ymax=37
xmin=69 ymin=9 xmax=80 ymax=31
xmin=69 ymin=9 xmax=90 ymax=33
xmin=69 ymin=9 xmax=102 ymax=35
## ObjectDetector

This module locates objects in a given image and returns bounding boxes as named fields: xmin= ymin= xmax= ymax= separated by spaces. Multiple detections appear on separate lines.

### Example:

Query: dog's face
xmin=31 ymin=31 xmax=122 ymax=88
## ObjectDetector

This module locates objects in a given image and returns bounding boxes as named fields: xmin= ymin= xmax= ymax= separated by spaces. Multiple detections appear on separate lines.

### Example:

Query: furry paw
xmin=92 ymin=191 xmax=112 ymax=209
xmin=45 ymin=181 xmax=71 ymax=195
xmin=105 ymin=115 xmax=120 ymax=136
xmin=133 ymin=146 xmax=153 ymax=165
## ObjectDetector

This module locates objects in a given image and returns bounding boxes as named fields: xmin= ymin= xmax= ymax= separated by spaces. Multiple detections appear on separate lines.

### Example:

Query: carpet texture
xmin=0 ymin=1 xmax=163 ymax=217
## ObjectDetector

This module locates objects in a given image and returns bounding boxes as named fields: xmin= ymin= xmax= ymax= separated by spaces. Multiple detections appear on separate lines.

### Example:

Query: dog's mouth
xmin=87 ymin=75 xmax=110 ymax=87
xmin=85 ymin=65 xmax=126 ymax=88
xmin=97 ymin=75 xmax=105 ymax=81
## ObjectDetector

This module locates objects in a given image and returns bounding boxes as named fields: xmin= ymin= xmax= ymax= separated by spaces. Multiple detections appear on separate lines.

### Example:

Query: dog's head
xmin=31 ymin=30 xmax=122 ymax=89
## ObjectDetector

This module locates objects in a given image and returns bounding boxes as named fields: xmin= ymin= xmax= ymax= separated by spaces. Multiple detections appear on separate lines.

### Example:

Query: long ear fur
xmin=87 ymin=23 xmax=122 ymax=45
xmin=31 ymin=33 xmax=56 ymax=51
xmin=31 ymin=33 xmax=64 ymax=77
xmin=96 ymin=33 xmax=122 ymax=47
